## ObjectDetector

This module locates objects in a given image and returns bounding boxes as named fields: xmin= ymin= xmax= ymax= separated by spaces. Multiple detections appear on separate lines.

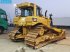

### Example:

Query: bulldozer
xmin=9 ymin=2 xmax=66 ymax=49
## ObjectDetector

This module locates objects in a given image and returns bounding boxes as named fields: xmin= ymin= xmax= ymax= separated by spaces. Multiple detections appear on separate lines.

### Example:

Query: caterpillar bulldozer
xmin=9 ymin=2 xmax=66 ymax=49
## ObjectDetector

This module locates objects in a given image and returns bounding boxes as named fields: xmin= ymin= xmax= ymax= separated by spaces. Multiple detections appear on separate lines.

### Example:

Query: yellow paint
xmin=10 ymin=2 xmax=65 ymax=47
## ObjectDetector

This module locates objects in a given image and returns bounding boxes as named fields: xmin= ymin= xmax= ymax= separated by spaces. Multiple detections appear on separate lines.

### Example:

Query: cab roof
xmin=0 ymin=8 xmax=6 ymax=15
xmin=17 ymin=2 xmax=34 ymax=8
xmin=17 ymin=2 xmax=40 ymax=8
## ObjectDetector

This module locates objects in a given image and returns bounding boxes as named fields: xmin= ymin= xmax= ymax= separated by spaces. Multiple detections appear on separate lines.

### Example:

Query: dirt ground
xmin=0 ymin=27 xmax=70 ymax=52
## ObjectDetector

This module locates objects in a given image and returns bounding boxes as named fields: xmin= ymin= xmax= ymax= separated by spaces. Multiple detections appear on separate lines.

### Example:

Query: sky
xmin=12 ymin=0 xmax=70 ymax=18
xmin=0 ymin=0 xmax=70 ymax=26
xmin=0 ymin=0 xmax=12 ymax=4
xmin=0 ymin=0 xmax=70 ymax=18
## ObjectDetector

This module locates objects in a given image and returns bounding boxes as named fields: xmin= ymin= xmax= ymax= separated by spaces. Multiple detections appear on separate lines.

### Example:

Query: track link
xmin=25 ymin=24 xmax=65 ymax=49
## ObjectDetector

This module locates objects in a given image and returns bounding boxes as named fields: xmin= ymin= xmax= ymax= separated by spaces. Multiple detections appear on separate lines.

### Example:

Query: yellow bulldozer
xmin=9 ymin=2 xmax=66 ymax=49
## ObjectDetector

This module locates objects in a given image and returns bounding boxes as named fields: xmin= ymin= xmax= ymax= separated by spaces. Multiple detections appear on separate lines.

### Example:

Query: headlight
xmin=32 ymin=18 xmax=37 ymax=22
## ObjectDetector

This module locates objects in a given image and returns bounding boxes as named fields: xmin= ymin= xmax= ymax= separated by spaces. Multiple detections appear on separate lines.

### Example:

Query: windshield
xmin=0 ymin=15 xmax=7 ymax=21
xmin=16 ymin=7 xmax=33 ymax=17
xmin=0 ymin=15 xmax=6 ymax=18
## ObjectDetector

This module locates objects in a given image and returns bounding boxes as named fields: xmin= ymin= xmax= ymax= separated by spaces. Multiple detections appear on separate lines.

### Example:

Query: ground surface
xmin=0 ymin=27 xmax=70 ymax=52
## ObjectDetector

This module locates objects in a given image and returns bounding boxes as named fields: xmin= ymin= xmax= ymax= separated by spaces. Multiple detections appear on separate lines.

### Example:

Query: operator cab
xmin=15 ymin=3 xmax=43 ymax=17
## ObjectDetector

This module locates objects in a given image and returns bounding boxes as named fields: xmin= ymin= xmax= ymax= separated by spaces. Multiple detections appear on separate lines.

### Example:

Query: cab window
xmin=21 ymin=7 xmax=33 ymax=17
xmin=36 ymin=7 xmax=42 ymax=16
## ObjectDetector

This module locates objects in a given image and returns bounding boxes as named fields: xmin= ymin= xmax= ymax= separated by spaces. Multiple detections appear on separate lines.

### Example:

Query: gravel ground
xmin=0 ymin=27 xmax=70 ymax=52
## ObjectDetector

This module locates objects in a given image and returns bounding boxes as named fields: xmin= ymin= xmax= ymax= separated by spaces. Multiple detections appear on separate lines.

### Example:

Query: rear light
xmin=32 ymin=18 xmax=37 ymax=22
